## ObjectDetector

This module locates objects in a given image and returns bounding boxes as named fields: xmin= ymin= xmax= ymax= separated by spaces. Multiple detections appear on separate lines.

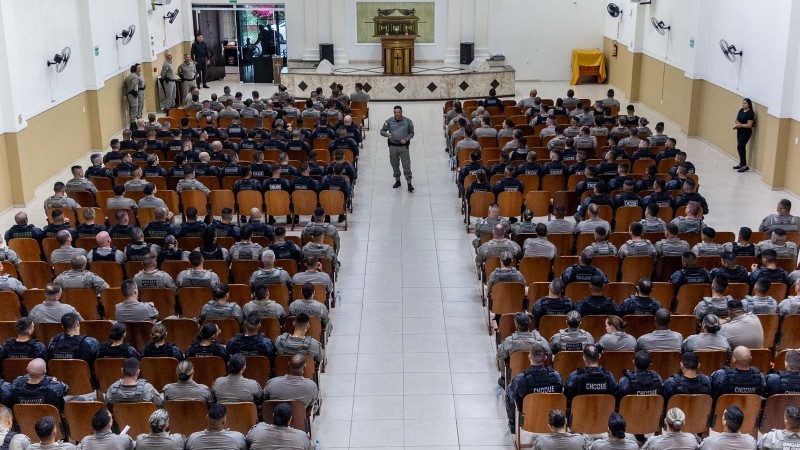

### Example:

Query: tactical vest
xmin=145 ymin=222 xmax=172 ymax=238
xmin=623 ymin=369 xmax=661 ymax=395
xmin=107 ymin=379 xmax=149 ymax=402
xmin=701 ymin=297 xmax=730 ymax=318
xmin=628 ymin=296 xmax=660 ymax=315
xmin=229 ymin=334 xmax=269 ymax=356
xmin=99 ymin=342 xmax=135 ymax=359
xmin=91 ymin=247 xmax=118 ymax=262
xmin=567 ymin=265 xmax=600 ymax=283
xmin=277 ymin=334 xmax=312 ymax=354
xmin=47 ymin=334 xmax=88 ymax=359
xmin=671 ymin=374 xmax=711 ymax=394
xmin=579 ymin=296 xmax=616 ymax=316
xmin=3 ymin=338 xmax=41 ymax=359
xmin=540 ymin=297 xmax=572 ymax=315
xmin=199 ymin=246 xmax=224 ymax=260
xmin=143 ymin=342 xmax=180 ymax=358
xmin=187 ymin=341 xmax=225 ymax=357
xmin=7 ymin=225 xmax=35 ymax=239
xmin=778 ymin=372 xmax=800 ymax=394
xmin=12 ymin=376 xmax=64 ymax=406
xmin=675 ymin=217 xmax=703 ymax=233
xmin=126 ymin=243 xmax=155 ymax=262
xmin=589 ymin=242 xmax=616 ymax=256
xmin=746 ymin=296 xmax=776 ymax=314
xmin=159 ymin=248 xmax=185 ymax=261
xmin=681 ymin=268 xmax=709 ymax=285
xmin=0 ymin=431 xmax=17 ymax=450
xmin=721 ymin=367 xmax=764 ymax=395
xmin=559 ymin=330 xmax=592 ymax=351
xmin=523 ymin=367 xmax=561 ymax=394
xmin=0 ymin=277 xmax=15 ymax=293
xmin=624 ymin=240 xmax=653 ymax=256
xmin=575 ymin=367 xmax=614 ymax=395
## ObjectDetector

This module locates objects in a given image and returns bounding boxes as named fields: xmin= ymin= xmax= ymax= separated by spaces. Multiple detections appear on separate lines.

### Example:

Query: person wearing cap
xmin=636 ymin=309 xmax=683 ymax=352
xmin=742 ymin=278 xmax=778 ymax=314
xmin=709 ymin=251 xmax=750 ymax=284
xmin=642 ymin=407 xmax=700 ymax=450
xmin=682 ymin=314 xmax=731 ymax=354
xmin=564 ymin=344 xmax=616 ymax=400
xmin=720 ymin=299 xmax=764 ymax=349
xmin=497 ymin=312 xmax=551 ymax=373
xmin=661 ymin=351 xmax=712 ymax=400
xmin=550 ymin=310 xmax=595 ymax=354
xmin=692 ymin=227 xmax=724 ymax=256
xmin=760 ymin=199 xmax=800 ymax=232
xmin=694 ymin=275 xmax=734 ymax=321
xmin=760 ymin=406 xmax=800 ymax=449
xmin=710 ymin=346 xmax=765 ymax=399
xmin=766 ymin=349 xmax=800 ymax=396
xmin=505 ymin=341 xmax=563 ymax=433
xmin=575 ymin=275 xmax=618 ymax=316
xmin=757 ymin=228 xmax=799 ymax=260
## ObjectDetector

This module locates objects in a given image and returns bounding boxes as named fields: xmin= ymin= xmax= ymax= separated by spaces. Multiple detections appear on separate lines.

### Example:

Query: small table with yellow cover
xmin=571 ymin=49 xmax=607 ymax=85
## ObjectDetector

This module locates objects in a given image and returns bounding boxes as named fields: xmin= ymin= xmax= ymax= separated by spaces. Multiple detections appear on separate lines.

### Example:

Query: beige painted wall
xmin=785 ymin=120 xmax=800 ymax=194
xmin=603 ymin=39 xmax=633 ymax=97
xmin=637 ymin=54 xmax=693 ymax=132
xmin=0 ymin=135 xmax=12 ymax=210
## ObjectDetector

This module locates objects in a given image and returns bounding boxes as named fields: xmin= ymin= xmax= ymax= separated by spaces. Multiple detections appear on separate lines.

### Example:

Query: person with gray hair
xmin=761 ymin=406 xmax=800 ymax=449
xmin=248 ymin=249 xmax=292 ymax=290
xmin=641 ymin=407 xmax=700 ymax=450
xmin=766 ymin=349 xmax=800 ymax=396
xmin=50 ymin=229 xmax=86 ymax=264
xmin=134 ymin=409 xmax=185 ymax=450
xmin=52 ymin=255 xmax=108 ymax=295
xmin=0 ymin=405 xmax=31 ymax=450
xmin=30 ymin=415 xmax=73 ymax=449
xmin=682 ymin=313 xmax=731 ymax=354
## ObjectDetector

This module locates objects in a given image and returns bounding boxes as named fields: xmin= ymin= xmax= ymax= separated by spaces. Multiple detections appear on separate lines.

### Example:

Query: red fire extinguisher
xmin=612 ymin=40 xmax=618 ymax=58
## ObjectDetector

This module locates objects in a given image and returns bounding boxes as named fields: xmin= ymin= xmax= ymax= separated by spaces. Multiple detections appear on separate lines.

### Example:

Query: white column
xmin=302 ymin=0 xmax=320 ymax=61
xmin=473 ymin=0 xmax=490 ymax=60
xmin=330 ymin=0 xmax=349 ymax=65
xmin=444 ymin=0 xmax=461 ymax=64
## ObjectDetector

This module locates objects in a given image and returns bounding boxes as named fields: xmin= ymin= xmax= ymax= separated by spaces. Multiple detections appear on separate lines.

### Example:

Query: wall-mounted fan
xmin=116 ymin=25 xmax=136 ymax=45
xmin=164 ymin=9 xmax=179 ymax=24
xmin=607 ymin=3 xmax=622 ymax=18
xmin=151 ymin=0 xmax=172 ymax=10
xmin=650 ymin=17 xmax=670 ymax=35
xmin=719 ymin=39 xmax=743 ymax=63
xmin=46 ymin=47 xmax=71 ymax=73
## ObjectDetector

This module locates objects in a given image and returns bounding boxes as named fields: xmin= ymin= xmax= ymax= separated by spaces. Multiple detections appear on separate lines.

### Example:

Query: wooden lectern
xmin=381 ymin=36 xmax=416 ymax=74
xmin=372 ymin=8 xmax=420 ymax=75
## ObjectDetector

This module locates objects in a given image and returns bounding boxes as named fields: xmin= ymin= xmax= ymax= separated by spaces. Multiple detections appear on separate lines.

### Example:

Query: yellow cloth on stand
xmin=570 ymin=49 xmax=607 ymax=85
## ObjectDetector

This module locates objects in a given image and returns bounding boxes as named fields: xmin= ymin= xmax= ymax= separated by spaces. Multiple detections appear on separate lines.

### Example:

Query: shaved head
xmin=28 ymin=358 xmax=46 ymax=377
xmin=732 ymin=346 xmax=752 ymax=368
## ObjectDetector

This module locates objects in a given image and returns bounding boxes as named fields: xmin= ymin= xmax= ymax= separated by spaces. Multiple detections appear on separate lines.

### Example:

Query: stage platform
xmin=282 ymin=62 xmax=515 ymax=101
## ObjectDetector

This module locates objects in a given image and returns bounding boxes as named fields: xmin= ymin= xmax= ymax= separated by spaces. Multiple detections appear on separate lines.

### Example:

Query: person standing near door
xmin=380 ymin=105 xmax=415 ymax=192
xmin=733 ymin=98 xmax=755 ymax=173
xmin=159 ymin=51 xmax=177 ymax=113
xmin=177 ymin=54 xmax=197 ymax=106
xmin=191 ymin=33 xmax=210 ymax=88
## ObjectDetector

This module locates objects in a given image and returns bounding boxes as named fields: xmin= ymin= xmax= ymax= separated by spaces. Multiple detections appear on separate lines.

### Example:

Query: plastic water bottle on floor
xmin=314 ymin=440 xmax=321 ymax=450
xmin=496 ymin=386 xmax=503 ymax=399
xmin=335 ymin=290 xmax=342 ymax=304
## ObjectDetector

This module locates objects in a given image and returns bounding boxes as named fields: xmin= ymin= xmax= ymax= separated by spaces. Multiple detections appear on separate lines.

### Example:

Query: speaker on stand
xmin=460 ymin=43 xmax=474 ymax=65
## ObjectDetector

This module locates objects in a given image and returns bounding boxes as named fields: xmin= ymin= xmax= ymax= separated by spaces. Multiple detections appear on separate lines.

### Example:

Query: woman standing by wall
xmin=734 ymin=98 xmax=755 ymax=173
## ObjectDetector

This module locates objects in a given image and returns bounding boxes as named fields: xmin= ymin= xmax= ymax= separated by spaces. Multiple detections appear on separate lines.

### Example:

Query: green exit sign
xmin=229 ymin=0 xmax=237 ymax=3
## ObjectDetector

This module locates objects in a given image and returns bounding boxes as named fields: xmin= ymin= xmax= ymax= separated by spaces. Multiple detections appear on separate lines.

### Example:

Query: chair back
xmin=569 ymin=394 xmax=616 ymax=434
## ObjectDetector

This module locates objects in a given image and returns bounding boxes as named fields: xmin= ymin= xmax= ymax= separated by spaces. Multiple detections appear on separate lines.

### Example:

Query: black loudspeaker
xmin=319 ymin=43 xmax=334 ymax=65
xmin=460 ymin=42 xmax=474 ymax=65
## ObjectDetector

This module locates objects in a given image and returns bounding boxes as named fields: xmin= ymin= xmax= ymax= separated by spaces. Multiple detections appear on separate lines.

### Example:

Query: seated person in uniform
xmin=162 ymin=360 xmax=213 ymax=403
xmin=505 ymin=341 xmax=563 ymax=433
xmin=710 ymin=251 xmax=750 ymax=284
xmin=767 ymin=349 xmax=800 ymax=396
xmin=618 ymin=278 xmax=661 ymax=315
xmin=550 ymin=310 xmax=595 ymax=354
xmin=496 ymin=312 xmax=550 ymax=374
xmin=115 ymin=279 xmax=159 ymax=323
xmin=98 ymin=323 xmax=140 ymax=360
xmin=636 ymin=308 xmax=683 ymax=352
xmin=642 ymin=407 xmax=701 ymax=450
xmin=760 ymin=199 xmax=800 ymax=232
xmin=186 ymin=404 xmax=246 ymax=450
xmin=760 ymin=406 xmax=800 ymax=450
xmin=141 ymin=322 xmax=184 ymax=360
xmin=561 ymin=250 xmax=609 ymax=286
xmin=530 ymin=408 xmax=590 ymax=449
xmin=186 ymin=323 xmax=229 ymax=362
xmin=242 ymin=284 xmax=287 ymax=323
xmin=245 ymin=402 xmax=312 ymax=450
xmin=720 ymin=299 xmax=765 ymax=349
xmin=669 ymin=251 xmax=711 ymax=291
xmin=698 ymin=405 xmax=756 ymax=449
xmin=563 ymin=344 xmax=616 ymax=400
xmin=30 ymin=416 xmax=72 ymax=450
xmin=104 ymin=357 xmax=162 ymax=407
xmin=590 ymin=412 xmax=639 ymax=450
xmin=710 ymin=346 xmax=765 ymax=399
xmin=597 ymin=315 xmax=636 ymax=351
xmin=134 ymin=410 xmax=186 ymax=450
xmin=80 ymin=408 xmax=134 ymax=450
xmin=226 ymin=312 xmax=276 ymax=359
xmin=575 ymin=275 xmax=618 ymax=316
xmin=46 ymin=312 xmax=100 ymax=364
xmin=176 ymin=251 xmax=222 ymax=289
xmin=8 ymin=358 xmax=69 ymax=412
xmin=28 ymin=283 xmax=82 ymax=323
xmin=682 ymin=314 xmax=731 ymax=354
xmin=200 ymin=283 xmax=244 ymax=324
xmin=616 ymin=350 xmax=663 ymax=397
xmin=661 ymin=351 xmax=712 ymax=400
xmin=264 ymin=354 xmax=319 ymax=408
xmin=275 ymin=313 xmax=324 ymax=365
xmin=2 ymin=317 xmax=47 ymax=360
xmin=532 ymin=278 xmax=574 ymax=327
xmin=694 ymin=275 xmax=733 ymax=321
xmin=211 ymin=354 xmax=262 ymax=405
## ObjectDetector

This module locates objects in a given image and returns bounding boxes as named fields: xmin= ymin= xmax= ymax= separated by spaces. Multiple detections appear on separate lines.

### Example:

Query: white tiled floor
xmin=4 ymin=78 xmax=800 ymax=449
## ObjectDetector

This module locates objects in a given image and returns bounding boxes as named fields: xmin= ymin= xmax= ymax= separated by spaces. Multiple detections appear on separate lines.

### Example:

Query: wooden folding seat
xmin=620 ymin=315 xmax=655 ymax=339
xmin=188 ymin=356 xmax=226 ymax=388
xmin=122 ymin=321 xmax=156 ymax=352
xmin=17 ymin=262 xmax=52 ymax=289
xmin=750 ymin=348 xmax=772 ymax=374
xmin=61 ymin=289 xmax=101 ymax=320
xmin=196 ymin=176 xmax=220 ymax=191
xmin=113 ymin=402 xmax=158 ymax=439
xmin=291 ymin=284 xmax=327 ymax=303
xmin=162 ymin=318 xmax=199 ymax=352
xmin=178 ymin=287 xmax=212 ymax=319
xmin=53 ymin=262 xmax=71 ymax=277
xmin=767 ymin=282 xmax=788 ymax=301
xmin=758 ymin=314 xmax=780 ymax=349
xmin=517 ymin=393 xmax=567 ymax=441
xmin=554 ymin=256 xmax=579 ymax=278
xmin=164 ymin=400 xmax=209 ymax=437
xmin=64 ymin=401 xmax=104 ymax=442
xmin=139 ymin=357 xmax=180 ymax=391
xmin=465 ymin=191 xmax=495 ymax=232
xmin=230 ymin=260 xmax=262 ymax=285
xmin=761 ymin=394 xmax=800 ymax=432
xmin=33 ymin=322 xmax=62 ymax=345
xmin=569 ymin=394 xmax=616 ymax=434
xmin=648 ymin=351 xmax=682 ymax=379
xmin=161 ymin=260 xmax=192 ymax=281
xmin=138 ymin=288 xmax=177 ymax=320
xmin=613 ymin=207 xmax=643 ymax=232
xmin=222 ymin=402 xmax=259 ymax=434
xmin=553 ymin=351 xmax=583 ymax=379
xmin=619 ymin=395 xmax=664 ymax=435
xmin=674 ymin=283 xmax=711 ymax=315
xmin=518 ymin=257 xmax=551 ymax=284
xmin=0 ymin=292 xmax=21 ymax=321
xmin=693 ymin=350 xmax=728 ymax=375
xmin=15 ymin=404 xmax=62 ymax=440
xmin=497 ymin=191 xmax=523 ymax=220
xmin=88 ymin=261 xmax=124 ymax=289
xmin=261 ymin=400 xmax=307 ymax=432
xmin=8 ymin=238 xmax=41 ymax=262
xmin=209 ymin=190 xmax=235 ymax=219
xmin=650 ymin=282 xmax=674 ymax=307
xmin=179 ymin=190 xmax=208 ymax=217
xmin=593 ymin=256 xmax=620 ymax=282
xmin=604 ymin=282 xmax=635 ymax=305
xmin=489 ymin=282 xmax=527 ymax=333
xmin=537 ymin=315 xmax=567 ymax=341
xmin=264 ymin=190 xmax=292 ymax=225
xmin=236 ymin=190 xmax=264 ymax=216
xmin=203 ymin=260 xmax=229 ymax=279
xmin=319 ymin=190 xmax=348 ymax=229
xmin=575 ymin=233 xmax=594 ymax=253
xmin=778 ymin=315 xmax=800 ymax=351
xmin=580 ymin=315 xmax=609 ymax=341
xmin=523 ymin=191 xmax=549 ymax=218
xmin=260 ymin=317 xmax=282 ymax=341
xmin=620 ymin=256 xmax=654 ymax=283
xmin=243 ymin=356 xmax=271 ymax=388
xmin=711 ymin=393 xmax=761 ymax=434
xmin=3 ymin=358 xmax=32 ymax=381
xmin=564 ymin=282 xmax=590 ymax=302
xmin=205 ymin=318 xmax=240 ymax=343
xmin=546 ymin=234 xmax=573 ymax=257
xmin=290 ymin=190 xmax=318 ymax=230
xmin=654 ymin=256 xmax=682 ymax=282
xmin=600 ymin=350 xmax=634 ymax=380
xmin=48 ymin=358 xmax=94 ymax=395
xmin=94 ymin=358 xmax=125 ymax=393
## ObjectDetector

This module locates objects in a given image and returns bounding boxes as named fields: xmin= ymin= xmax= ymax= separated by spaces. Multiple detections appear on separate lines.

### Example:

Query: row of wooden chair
xmin=515 ymin=392 xmax=794 ymax=446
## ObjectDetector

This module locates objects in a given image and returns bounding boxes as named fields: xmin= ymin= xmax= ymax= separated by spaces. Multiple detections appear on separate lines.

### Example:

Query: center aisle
xmin=314 ymin=101 xmax=513 ymax=449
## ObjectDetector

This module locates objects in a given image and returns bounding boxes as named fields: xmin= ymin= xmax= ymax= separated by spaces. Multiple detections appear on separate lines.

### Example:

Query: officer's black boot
xmin=393 ymin=179 xmax=401 ymax=188
xmin=407 ymin=183 xmax=414 ymax=192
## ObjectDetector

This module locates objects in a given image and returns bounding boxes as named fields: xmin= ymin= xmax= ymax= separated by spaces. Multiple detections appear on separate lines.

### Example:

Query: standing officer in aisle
xmin=123 ymin=63 xmax=145 ymax=121
xmin=380 ymin=105 xmax=415 ymax=192
xmin=178 ymin=54 xmax=197 ymax=106
xmin=159 ymin=51 xmax=177 ymax=113
xmin=191 ymin=33 xmax=210 ymax=89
